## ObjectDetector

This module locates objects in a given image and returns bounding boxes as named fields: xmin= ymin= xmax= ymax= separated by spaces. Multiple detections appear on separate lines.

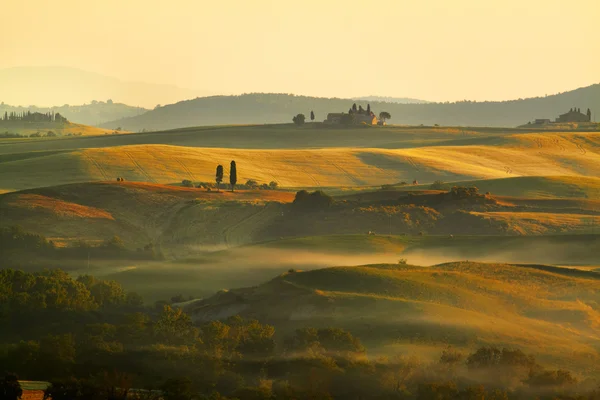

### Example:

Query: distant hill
xmin=100 ymin=85 xmax=600 ymax=131
xmin=0 ymin=101 xmax=148 ymax=126
xmin=354 ymin=96 xmax=429 ymax=104
xmin=0 ymin=66 xmax=209 ymax=109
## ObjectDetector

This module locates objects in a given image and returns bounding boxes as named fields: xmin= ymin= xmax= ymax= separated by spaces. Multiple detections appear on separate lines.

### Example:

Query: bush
xmin=245 ymin=179 xmax=259 ymax=189
xmin=292 ymin=114 xmax=305 ymax=126
xmin=181 ymin=179 xmax=194 ymax=188
xmin=269 ymin=181 xmax=279 ymax=189
xmin=293 ymin=190 xmax=334 ymax=209
xmin=430 ymin=180 xmax=446 ymax=190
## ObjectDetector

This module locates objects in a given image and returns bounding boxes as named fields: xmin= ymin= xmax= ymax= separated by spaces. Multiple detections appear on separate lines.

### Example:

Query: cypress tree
xmin=310 ymin=110 xmax=315 ymax=121
xmin=367 ymin=104 xmax=371 ymax=114
xmin=216 ymin=165 xmax=224 ymax=191
xmin=230 ymin=160 xmax=237 ymax=192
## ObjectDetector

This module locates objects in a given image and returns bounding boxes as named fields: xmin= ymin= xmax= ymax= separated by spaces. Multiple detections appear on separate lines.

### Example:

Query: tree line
xmin=1 ymin=110 xmax=67 ymax=123
xmin=0 ymin=264 xmax=595 ymax=400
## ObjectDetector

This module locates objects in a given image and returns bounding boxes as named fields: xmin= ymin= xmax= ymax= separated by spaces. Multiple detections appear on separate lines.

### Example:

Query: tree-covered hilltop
xmin=1 ymin=110 xmax=67 ymax=123
xmin=100 ymin=84 xmax=600 ymax=131
xmin=0 ymin=268 xmax=596 ymax=400
xmin=0 ymin=100 xmax=147 ymax=126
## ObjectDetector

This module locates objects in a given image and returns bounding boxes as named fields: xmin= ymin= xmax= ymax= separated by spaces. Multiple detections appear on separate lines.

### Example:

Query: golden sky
xmin=1 ymin=0 xmax=598 ymax=102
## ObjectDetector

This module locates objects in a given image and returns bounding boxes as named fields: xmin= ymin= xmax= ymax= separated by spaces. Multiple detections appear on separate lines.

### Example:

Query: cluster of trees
xmin=215 ymin=161 xmax=237 ymax=191
xmin=0 ymin=130 xmax=63 ymax=138
xmin=0 ymin=272 xmax=595 ymax=400
xmin=0 ymin=226 xmax=162 ymax=269
xmin=292 ymin=110 xmax=317 ymax=125
xmin=0 ymin=100 xmax=147 ymax=126
xmin=1 ymin=110 xmax=67 ymax=123
xmin=292 ymin=190 xmax=335 ymax=209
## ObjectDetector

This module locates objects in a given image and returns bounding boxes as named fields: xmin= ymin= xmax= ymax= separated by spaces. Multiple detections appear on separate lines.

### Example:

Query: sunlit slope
xmin=1 ymin=130 xmax=598 ymax=192
xmin=0 ymin=121 xmax=119 ymax=137
xmin=188 ymin=262 xmax=600 ymax=371
xmin=398 ymin=176 xmax=600 ymax=199
xmin=0 ymin=182 xmax=294 ymax=247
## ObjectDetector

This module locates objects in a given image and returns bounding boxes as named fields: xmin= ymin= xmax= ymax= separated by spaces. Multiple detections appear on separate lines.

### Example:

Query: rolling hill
xmin=0 ymin=128 xmax=598 ymax=193
xmin=185 ymin=262 xmax=600 ymax=372
xmin=100 ymin=85 xmax=600 ymax=131
xmin=2 ymin=180 xmax=599 ymax=255
xmin=0 ymin=120 xmax=120 ymax=139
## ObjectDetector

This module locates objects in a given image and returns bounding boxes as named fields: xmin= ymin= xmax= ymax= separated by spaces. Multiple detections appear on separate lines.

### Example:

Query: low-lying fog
xmin=74 ymin=240 xmax=599 ymax=302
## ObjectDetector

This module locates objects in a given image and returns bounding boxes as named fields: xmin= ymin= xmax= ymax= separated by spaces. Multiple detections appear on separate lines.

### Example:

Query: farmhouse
xmin=528 ymin=107 xmax=593 ymax=126
xmin=324 ymin=104 xmax=379 ymax=125
xmin=555 ymin=108 xmax=592 ymax=123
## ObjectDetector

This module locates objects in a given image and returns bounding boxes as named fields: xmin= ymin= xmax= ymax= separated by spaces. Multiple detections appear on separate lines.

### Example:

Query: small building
xmin=555 ymin=108 xmax=592 ymax=123
xmin=324 ymin=111 xmax=378 ymax=125
xmin=19 ymin=381 xmax=50 ymax=400
xmin=325 ymin=113 xmax=344 ymax=124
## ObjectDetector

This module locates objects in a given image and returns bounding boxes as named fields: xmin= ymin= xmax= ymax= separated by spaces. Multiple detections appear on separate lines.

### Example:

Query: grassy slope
xmin=0 ymin=121 xmax=120 ymax=137
xmin=187 ymin=262 xmax=600 ymax=373
xmin=0 ymin=128 xmax=598 ymax=193
xmin=1 ymin=181 xmax=599 ymax=249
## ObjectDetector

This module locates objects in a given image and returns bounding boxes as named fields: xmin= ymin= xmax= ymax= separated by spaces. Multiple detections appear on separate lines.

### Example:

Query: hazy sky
xmin=1 ymin=0 xmax=599 ymax=102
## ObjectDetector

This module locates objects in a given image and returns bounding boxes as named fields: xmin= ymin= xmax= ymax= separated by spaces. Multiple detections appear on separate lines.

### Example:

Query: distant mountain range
xmin=354 ymin=96 xmax=429 ymax=104
xmin=0 ymin=101 xmax=148 ymax=126
xmin=0 ymin=66 xmax=209 ymax=109
xmin=100 ymin=84 xmax=600 ymax=131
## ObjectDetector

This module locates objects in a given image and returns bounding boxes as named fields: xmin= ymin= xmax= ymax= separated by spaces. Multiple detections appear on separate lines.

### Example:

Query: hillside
xmin=100 ymin=85 xmax=600 ymax=131
xmin=0 ymin=66 xmax=207 ymax=108
xmin=185 ymin=262 xmax=600 ymax=371
xmin=0 ymin=101 xmax=148 ymax=126
xmin=2 ymin=181 xmax=599 ymax=255
xmin=0 ymin=128 xmax=598 ymax=193
xmin=0 ymin=120 xmax=120 ymax=139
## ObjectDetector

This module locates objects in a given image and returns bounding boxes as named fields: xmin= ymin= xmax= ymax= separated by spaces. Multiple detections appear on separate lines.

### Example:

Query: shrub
xmin=292 ymin=114 xmax=305 ymax=126
xmin=430 ymin=180 xmax=446 ymax=190
xmin=245 ymin=179 xmax=259 ymax=189
xmin=293 ymin=190 xmax=334 ymax=209
xmin=181 ymin=179 xmax=194 ymax=188
xmin=269 ymin=181 xmax=279 ymax=189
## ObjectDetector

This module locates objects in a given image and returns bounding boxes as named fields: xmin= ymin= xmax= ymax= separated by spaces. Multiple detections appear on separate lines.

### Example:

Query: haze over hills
xmin=354 ymin=96 xmax=430 ymax=104
xmin=0 ymin=101 xmax=148 ymax=126
xmin=101 ymin=85 xmax=600 ymax=131
xmin=0 ymin=66 xmax=209 ymax=108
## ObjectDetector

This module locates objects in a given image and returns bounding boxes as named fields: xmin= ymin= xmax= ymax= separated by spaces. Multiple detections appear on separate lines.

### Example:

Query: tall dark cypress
xmin=230 ymin=160 xmax=237 ymax=192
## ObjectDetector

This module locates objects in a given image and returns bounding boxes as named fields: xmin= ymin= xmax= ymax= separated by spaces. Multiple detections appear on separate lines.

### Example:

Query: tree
xmin=0 ymin=373 xmax=22 ymax=400
xmin=367 ymin=104 xmax=371 ymax=114
xmin=230 ymin=161 xmax=237 ymax=192
xmin=587 ymin=108 xmax=592 ymax=121
xmin=269 ymin=181 xmax=279 ymax=189
xmin=352 ymin=103 xmax=357 ymax=112
xmin=379 ymin=111 xmax=391 ymax=123
xmin=216 ymin=165 xmax=224 ymax=191
xmin=310 ymin=110 xmax=315 ymax=121
xmin=292 ymin=114 xmax=305 ymax=126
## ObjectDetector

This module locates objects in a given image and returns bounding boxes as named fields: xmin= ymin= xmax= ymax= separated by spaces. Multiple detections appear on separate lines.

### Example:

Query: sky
xmin=1 ymin=0 xmax=599 ymax=103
